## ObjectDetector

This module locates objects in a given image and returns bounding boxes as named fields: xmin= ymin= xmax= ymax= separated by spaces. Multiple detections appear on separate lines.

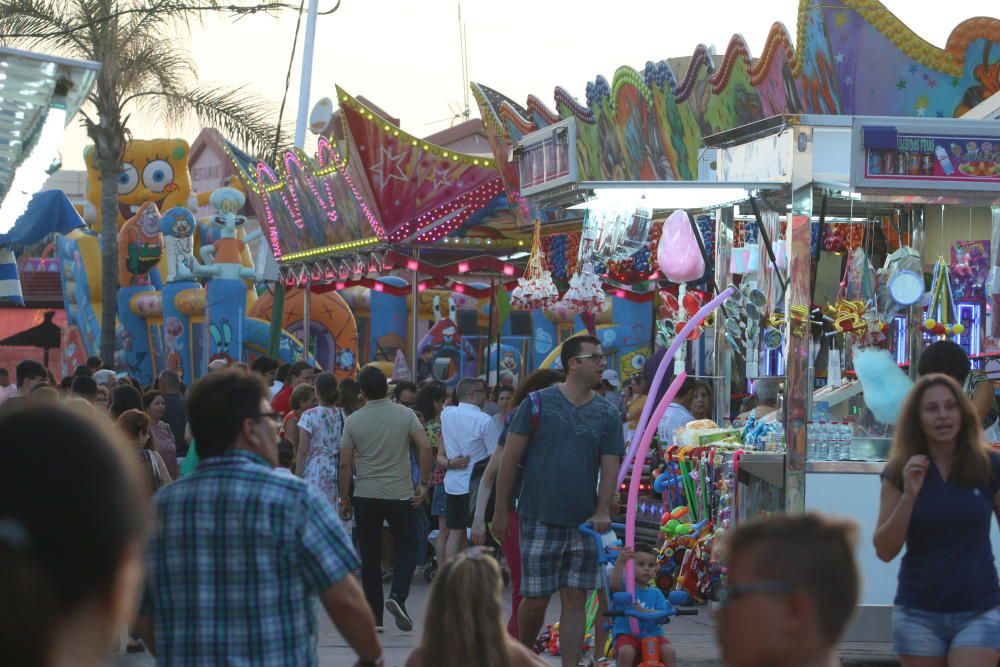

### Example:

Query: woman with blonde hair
xmin=874 ymin=373 xmax=1000 ymax=666
xmin=405 ymin=548 xmax=545 ymax=667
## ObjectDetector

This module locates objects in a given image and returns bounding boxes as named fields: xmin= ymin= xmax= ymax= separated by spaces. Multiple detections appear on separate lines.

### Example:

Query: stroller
xmin=423 ymin=528 xmax=510 ymax=586
xmin=579 ymin=522 xmax=696 ymax=667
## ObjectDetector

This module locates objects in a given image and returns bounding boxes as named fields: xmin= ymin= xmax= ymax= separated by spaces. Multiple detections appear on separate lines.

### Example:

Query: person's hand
xmin=450 ymin=455 xmax=470 ymax=470
xmin=410 ymin=485 xmax=428 ymax=508
xmin=339 ymin=502 xmax=354 ymax=522
xmin=587 ymin=510 xmax=612 ymax=534
xmin=903 ymin=455 xmax=930 ymax=498
xmin=471 ymin=514 xmax=488 ymax=545
xmin=616 ymin=546 xmax=635 ymax=565
xmin=492 ymin=507 xmax=509 ymax=543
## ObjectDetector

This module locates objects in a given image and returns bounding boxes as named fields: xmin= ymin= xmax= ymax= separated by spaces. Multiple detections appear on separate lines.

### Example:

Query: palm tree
xmin=0 ymin=0 xmax=290 ymax=365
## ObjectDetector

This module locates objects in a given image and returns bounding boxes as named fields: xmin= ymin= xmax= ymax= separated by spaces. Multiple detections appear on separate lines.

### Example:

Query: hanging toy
xmin=511 ymin=220 xmax=560 ymax=311
xmin=558 ymin=261 xmax=607 ymax=315
xmin=922 ymin=257 xmax=965 ymax=337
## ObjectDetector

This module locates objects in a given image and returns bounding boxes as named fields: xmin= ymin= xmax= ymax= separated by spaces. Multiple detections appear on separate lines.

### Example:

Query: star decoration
xmin=844 ymin=75 xmax=853 ymax=86
xmin=916 ymin=107 xmax=927 ymax=116
xmin=936 ymin=111 xmax=945 ymax=118
xmin=927 ymin=78 xmax=937 ymax=88
xmin=916 ymin=95 xmax=929 ymax=109
xmin=896 ymin=79 xmax=907 ymax=90
xmin=908 ymin=64 xmax=919 ymax=74
xmin=429 ymin=167 xmax=452 ymax=190
xmin=835 ymin=52 xmax=845 ymax=64
xmin=834 ymin=12 xmax=847 ymax=27
xmin=372 ymin=147 xmax=409 ymax=190
xmin=951 ymin=77 xmax=962 ymax=87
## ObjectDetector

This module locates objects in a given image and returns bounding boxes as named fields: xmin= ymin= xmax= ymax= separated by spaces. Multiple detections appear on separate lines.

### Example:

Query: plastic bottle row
xmin=806 ymin=421 xmax=853 ymax=461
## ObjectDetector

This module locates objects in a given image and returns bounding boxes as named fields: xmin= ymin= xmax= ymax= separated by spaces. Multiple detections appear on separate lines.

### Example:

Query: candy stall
xmin=703 ymin=113 xmax=1000 ymax=641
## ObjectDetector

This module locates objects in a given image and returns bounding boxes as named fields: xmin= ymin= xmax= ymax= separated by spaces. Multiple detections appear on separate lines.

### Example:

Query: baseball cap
xmin=93 ymin=369 xmax=116 ymax=386
xmin=601 ymin=369 xmax=620 ymax=388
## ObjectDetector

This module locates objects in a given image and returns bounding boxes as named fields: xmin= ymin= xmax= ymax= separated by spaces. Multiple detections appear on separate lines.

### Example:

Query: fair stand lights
xmin=0 ymin=105 xmax=65 ymax=235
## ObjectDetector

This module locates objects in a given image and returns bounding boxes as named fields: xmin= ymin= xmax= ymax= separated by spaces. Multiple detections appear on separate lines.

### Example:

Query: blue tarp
xmin=0 ymin=189 xmax=86 ymax=248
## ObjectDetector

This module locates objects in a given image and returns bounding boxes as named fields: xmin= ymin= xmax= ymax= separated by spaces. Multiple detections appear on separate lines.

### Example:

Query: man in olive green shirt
xmin=338 ymin=366 xmax=432 ymax=632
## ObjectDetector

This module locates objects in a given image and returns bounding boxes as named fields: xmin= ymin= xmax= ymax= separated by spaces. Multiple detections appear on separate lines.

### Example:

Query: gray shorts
xmin=519 ymin=517 xmax=600 ymax=597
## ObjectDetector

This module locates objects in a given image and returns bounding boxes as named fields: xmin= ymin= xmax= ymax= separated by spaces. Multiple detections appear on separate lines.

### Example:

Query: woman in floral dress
xmin=296 ymin=372 xmax=343 ymax=505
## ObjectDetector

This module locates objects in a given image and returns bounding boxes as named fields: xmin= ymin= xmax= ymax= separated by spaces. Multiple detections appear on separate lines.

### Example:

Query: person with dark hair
xmin=0 ymin=359 xmax=48 ymax=414
xmin=874 ymin=374 xmax=1000 ymax=665
xmin=416 ymin=383 xmax=450 ymax=562
xmin=416 ymin=347 xmax=434 ymax=384
xmin=110 ymin=384 xmax=143 ymax=421
xmin=0 ymin=367 xmax=15 ymax=404
xmin=472 ymin=367 xmax=563 ymax=637
xmin=338 ymin=365 xmax=433 ymax=632
xmin=610 ymin=542 xmax=677 ymax=667
xmin=143 ymin=390 xmax=179 ymax=479
xmin=918 ymin=339 xmax=999 ymax=439
xmin=718 ymin=514 xmax=859 ymax=667
xmin=275 ymin=438 xmax=297 ymax=477
xmin=283 ymin=383 xmax=317 ymax=450
xmin=338 ymin=378 xmax=366 ymax=415
xmin=494 ymin=335 xmax=624 ymax=666
xmin=691 ymin=381 xmax=713 ymax=421
xmin=59 ymin=376 xmax=75 ymax=396
xmin=136 ymin=369 xmax=382 ymax=666
xmin=656 ymin=376 xmax=698 ymax=445
xmin=157 ymin=369 xmax=188 ymax=458
xmin=250 ymin=355 xmax=280 ymax=388
xmin=86 ymin=355 xmax=103 ymax=373
xmin=117 ymin=409 xmax=172 ymax=493
xmin=73 ymin=364 xmax=92 ymax=378
xmin=393 ymin=381 xmax=418 ymax=409
xmin=0 ymin=405 xmax=148 ymax=667
xmin=71 ymin=375 xmax=99 ymax=403
xmin=272 ymin=361 xmax=317 ymax=417
xmin=296 ymin=373 xmax=344 ymax=506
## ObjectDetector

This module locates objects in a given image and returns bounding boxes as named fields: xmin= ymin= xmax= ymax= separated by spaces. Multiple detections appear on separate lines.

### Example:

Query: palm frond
xmin=0 ymin=0 xmax=91 ymax=56
xmin=117 ymin=35 xmax=193 ymax=102
xmin=133 ymin=85 xmax=289 ymax=164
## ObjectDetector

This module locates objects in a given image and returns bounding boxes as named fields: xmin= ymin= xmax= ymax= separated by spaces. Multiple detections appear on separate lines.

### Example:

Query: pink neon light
xmin=406 ymin=259 xmax=419 ymax=271
xmin=335 ymin=281 xmax=346 ymax=290
xmin=457 ymin=261 xmax=470 ymax=273
xmin=616 ymin=289 xmax=626 ymax=298
xmin=453 ymin=283 xmax=466 ymax=293
xmin=373 ymin=282 xmax=385 ymax=292
xmin=417 ymin=281 xmax=428 ymax=292
xmin=502 ymin=264 xmax=515 ymax=276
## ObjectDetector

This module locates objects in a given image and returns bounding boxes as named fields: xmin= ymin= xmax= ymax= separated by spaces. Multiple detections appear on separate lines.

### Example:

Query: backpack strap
xmin=529 ymin=390 xmax=542 ymax=432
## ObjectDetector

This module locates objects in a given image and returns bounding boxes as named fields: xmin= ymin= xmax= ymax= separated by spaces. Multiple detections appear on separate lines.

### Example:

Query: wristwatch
xmin=338 ymin=497 xmax=351 ymax=507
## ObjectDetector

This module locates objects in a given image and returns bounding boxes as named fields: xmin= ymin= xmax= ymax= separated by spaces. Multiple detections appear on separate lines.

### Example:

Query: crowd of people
xmin=2 ymin=334 xmax=999 ymax=667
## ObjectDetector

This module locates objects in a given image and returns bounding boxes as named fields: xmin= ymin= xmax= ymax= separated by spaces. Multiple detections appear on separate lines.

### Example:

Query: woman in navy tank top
xmin=874 ymin=374 xmax=1000 ymax=666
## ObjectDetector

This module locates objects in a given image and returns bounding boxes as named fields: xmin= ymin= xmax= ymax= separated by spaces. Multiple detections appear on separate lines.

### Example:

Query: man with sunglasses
xmin=137 ymin=370 xmax=383 ymax=667
xmin=715 ymin=514 xmax=859 ymax=667
xmin=493 ymin=335 xmax=624 ymax=667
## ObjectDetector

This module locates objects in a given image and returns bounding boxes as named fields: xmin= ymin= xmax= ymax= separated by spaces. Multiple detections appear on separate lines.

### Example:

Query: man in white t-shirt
xmin=657 ymin=376 xmax=697 ymax=445
xmin=440 ymin=376 xmax=494 ymax=560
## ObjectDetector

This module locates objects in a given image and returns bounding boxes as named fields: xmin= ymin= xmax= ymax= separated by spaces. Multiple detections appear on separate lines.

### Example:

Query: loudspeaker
xmin=457 ymin=309 xmax=479 ymax=335
xmin=510 ymin=311 xmax=532 ymax=336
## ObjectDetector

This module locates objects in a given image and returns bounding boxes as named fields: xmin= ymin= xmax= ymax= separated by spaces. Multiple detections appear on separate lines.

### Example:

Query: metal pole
xmin=488 ymin=277 xmax=496 ymax=386
xmin=410 ymin=250 xmax=420 ymax=379
xmin=906 ymin=207 xmax=925 ymax=379
xmin=713 ymin=206 xmax=734 ymax=421
xmin=294 ymin=0 xmax=320 ymax=149
xmin=301 ymin=280 xmax=311 ymax=362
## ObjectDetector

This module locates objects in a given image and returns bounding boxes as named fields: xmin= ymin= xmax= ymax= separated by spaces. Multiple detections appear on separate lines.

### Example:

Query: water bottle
xmin=815 ymin=421 xmax=829 ymax=461
xmin=806 ymin=421 xmax=816 ymax=459
xmin=828 ymin=422 xmax=841 ymax=461
xmin=771 ymin=421 xmax=785 ymax=453
xmin=838 ymin=422 xmax=853 ymax=461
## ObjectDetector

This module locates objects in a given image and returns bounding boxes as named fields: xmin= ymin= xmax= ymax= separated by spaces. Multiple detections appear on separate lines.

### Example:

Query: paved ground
xmin=112 ymin=572 xmax=899 ymax=666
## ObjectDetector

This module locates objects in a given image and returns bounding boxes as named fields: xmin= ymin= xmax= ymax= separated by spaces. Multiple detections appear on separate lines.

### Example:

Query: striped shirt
xmin=141 ymin=450 xmax=358 ymax=666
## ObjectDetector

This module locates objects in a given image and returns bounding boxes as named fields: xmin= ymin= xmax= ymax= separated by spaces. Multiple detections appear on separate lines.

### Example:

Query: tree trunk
xmin=98 ymin=154 xmax=120 ymax=367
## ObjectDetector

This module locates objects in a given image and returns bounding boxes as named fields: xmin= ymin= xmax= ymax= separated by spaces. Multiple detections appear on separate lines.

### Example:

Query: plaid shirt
xmin=142 ymin=450 xmax=359 ymax=666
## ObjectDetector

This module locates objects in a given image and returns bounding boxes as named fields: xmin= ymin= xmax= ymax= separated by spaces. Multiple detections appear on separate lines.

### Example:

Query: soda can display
xmin=882 ymin=151 xmax=896 ymax=175
xmin=907 ymin=152 xmax=921 ymax=175
xmin=921 ymin=153 xmax=934 ymax=176
xmin=896 ymin=152 xmax=909 ymax=175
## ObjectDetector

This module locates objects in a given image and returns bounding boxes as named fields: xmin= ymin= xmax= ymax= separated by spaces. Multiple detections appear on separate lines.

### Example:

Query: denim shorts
xmin=431 ymin=484 xmax=447 ymax=517
xmin=892 ymin=605 xmax=1000 ymax=656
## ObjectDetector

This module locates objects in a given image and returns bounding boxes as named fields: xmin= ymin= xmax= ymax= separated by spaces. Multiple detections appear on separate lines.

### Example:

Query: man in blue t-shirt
xmin=493 ymin=334 xmax=625 ymax=667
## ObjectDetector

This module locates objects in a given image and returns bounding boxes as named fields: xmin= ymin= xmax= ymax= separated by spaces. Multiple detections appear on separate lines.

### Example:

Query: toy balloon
xmin=617 ymin=287 xmax=735 ymax=487
xmin=657 ymin=210 xmax=705 ymax=283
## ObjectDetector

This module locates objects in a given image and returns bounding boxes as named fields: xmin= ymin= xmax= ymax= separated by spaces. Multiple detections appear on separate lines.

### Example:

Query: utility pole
xmin=294 ymin=0 xmax=320 ymax=148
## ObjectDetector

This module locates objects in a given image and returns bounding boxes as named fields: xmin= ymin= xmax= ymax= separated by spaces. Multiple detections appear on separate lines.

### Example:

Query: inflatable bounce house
xmin=56 ymin=138 xmax=359 ymax=384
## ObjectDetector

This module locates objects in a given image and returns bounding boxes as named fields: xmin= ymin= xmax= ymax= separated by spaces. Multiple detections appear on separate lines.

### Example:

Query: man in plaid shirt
xmin=135 ymin=370 xmax=384 ymax=667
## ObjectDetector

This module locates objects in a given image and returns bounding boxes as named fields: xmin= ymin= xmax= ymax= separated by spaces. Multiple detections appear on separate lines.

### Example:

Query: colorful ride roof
xmin=473 ymin=0 xmax=1000 ymax=198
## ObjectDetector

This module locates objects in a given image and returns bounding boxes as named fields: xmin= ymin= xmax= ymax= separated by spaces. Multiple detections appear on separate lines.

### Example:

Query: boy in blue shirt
xmin=610 ymin=542 xmax=677 ymax=667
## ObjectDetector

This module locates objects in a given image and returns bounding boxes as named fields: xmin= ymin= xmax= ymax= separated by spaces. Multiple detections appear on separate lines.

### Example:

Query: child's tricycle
xmin=580 ymin=522 xmax=697 ymax=667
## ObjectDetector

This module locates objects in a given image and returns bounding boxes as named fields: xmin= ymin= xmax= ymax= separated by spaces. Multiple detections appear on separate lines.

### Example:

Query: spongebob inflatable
xmin=57 ymin=138 xmax=324 ymax=383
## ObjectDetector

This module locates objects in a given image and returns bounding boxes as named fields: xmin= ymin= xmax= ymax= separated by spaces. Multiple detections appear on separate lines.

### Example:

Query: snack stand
xmin=705 ymin=113 xmax=1000 ymax=641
